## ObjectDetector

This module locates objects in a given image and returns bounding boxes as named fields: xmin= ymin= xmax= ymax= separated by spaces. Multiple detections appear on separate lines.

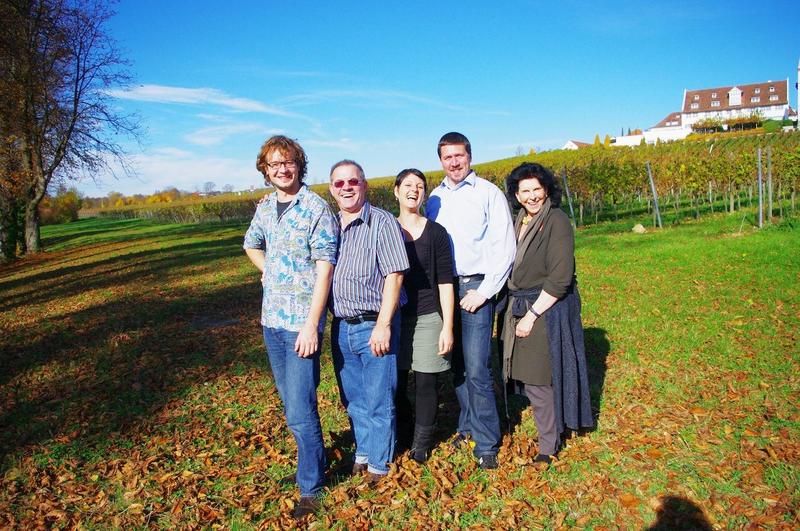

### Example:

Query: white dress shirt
xmin=426 ymin=171 xmax=516 ymax=299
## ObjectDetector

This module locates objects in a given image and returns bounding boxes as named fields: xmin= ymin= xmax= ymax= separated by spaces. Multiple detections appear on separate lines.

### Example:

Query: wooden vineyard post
xmin=561 ymin=168 xmax=577 ymax=228
xmin=767 ymin=146 xmax=773 ymax=223
xmin=646 ymin=161 xmax=662 ymax=229
xmin=757 ymin=148 xmax=763 ymax=229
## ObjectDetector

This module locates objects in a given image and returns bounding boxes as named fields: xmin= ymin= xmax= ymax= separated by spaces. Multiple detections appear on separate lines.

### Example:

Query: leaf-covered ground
xmin=1 ymin=214 xmax=798 ymax=529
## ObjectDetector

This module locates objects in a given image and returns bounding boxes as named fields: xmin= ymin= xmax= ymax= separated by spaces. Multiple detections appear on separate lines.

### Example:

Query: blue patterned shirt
xmin=243 ymin=185 xmax=339 ymax=331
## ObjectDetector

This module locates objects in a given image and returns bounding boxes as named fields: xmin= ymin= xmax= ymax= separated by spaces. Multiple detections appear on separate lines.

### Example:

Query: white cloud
xmin=279 ymin=90 xmax=463 ymax=111
xmin=108 ymin=84 xmax=296 ymax=116
xmin=303 ymin=138 xmax=361 ymax=150
xmin=184 ymin=124 xmax=275 ymax=147
xmin=79 ymin=147 xmax=261 ymax=196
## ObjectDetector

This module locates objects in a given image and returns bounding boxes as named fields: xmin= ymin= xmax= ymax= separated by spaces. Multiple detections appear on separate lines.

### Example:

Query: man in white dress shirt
xmin=425 ymin=132 xmax=516 ymax=469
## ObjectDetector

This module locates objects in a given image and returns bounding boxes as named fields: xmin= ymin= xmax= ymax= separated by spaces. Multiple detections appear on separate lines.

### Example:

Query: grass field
xmin=1 ymin=212 xmax=798 ymax=529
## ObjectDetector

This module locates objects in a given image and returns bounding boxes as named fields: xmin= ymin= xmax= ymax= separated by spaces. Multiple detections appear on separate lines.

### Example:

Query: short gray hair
xmin=329 ymin=159 xmax=365 ymax=182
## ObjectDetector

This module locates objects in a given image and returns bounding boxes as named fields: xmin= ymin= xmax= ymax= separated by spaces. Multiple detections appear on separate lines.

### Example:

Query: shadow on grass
xmin=646 ymin=495 xmax=713 ymax=530
xmin=0 ymin=235 xmax=243 ymax=314
xmin=0 ymin=230 xmax=264 ymax=469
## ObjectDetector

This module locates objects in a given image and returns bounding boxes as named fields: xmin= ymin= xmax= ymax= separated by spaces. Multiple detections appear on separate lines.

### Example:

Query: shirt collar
xmin=268 ymin=183 xmax=307 ymax=207
xmin=441 ymin=171 xmax=477 ymax=190
xmin=339 ymin=200 xmax=371 ymax=227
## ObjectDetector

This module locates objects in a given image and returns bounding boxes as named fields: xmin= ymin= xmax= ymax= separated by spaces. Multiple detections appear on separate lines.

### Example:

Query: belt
xmin=458 ymin=274 xmax=485 ymax=284
xmin=343 ymin=312 xmax=379 ymax=325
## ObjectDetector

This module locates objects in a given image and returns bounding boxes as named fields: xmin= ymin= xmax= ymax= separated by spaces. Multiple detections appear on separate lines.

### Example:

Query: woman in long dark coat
xmin=502 ymin=162 xmax=594 ymax=468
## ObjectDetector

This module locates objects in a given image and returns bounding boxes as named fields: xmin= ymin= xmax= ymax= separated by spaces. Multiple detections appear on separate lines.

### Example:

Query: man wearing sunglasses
xmin=425 ymin=132 xmax=516 ymax=470
xmin=328 ymin=160 xmax=409 ymax=487
xmin=243 ymin=136 xmax=339 ymax=519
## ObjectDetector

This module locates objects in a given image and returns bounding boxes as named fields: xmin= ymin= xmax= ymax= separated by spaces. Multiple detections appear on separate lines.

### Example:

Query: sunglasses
xmin=332 ymin=178 xmax=362 ymax=188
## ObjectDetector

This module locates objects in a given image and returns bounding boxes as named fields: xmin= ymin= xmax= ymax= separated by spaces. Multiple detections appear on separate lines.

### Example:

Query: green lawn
xmin=0 ymin=212 xmax=797 ymax=528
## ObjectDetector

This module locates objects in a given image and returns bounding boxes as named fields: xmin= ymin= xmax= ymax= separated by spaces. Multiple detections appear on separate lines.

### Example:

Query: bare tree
xmin=0 ymin=0 xmax=141 ymax=257
xmin=203 ymin=181 xmax=216 ymax=194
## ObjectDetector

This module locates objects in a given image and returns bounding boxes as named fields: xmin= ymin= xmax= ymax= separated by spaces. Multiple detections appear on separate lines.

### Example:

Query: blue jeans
xmin=331 ymin=315 xmax=399 ymax=475
xmin=452 ymin=278 xmax=501 ymax=457
xmin=262 ymin=327 xmax=325 ymax=497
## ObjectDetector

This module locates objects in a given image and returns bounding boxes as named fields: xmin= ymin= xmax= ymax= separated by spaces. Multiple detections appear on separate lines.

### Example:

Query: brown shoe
xmin=365 ymin=472 xmax=385 ymax=487
xmin=292 ymin=496 xmax=320 ymax=519
xmin=278 ymin=473 xmax=296 ymax=486
xmin=352 ymin=462 xmax=368 ymax=476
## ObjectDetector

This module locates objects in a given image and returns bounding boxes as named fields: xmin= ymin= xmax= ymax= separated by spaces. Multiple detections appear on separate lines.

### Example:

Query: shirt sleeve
xmin=309 ymin=204 xmax=339 ymax=264
xmin=543 ymin=211 xmax=575 ymax=298
xmin=243 ymin=206 xmax=266 ymax=250
xmin=433 ymin=222 xmax=454 ymax=284
xmin=376 ymin=216 xmax=410 ymax=277
xmin=476 ymin=185 xmax=516 ymax=299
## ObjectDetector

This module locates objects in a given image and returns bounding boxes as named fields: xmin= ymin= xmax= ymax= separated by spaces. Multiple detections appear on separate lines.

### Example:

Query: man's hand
xmin=294 ymin=322 xmax=319 ymax=358
xmin=459 ymin=290 xmax=487 ymax=313
xmin=437 ymin=327 xmax=454 ymax=356
xmin=368 ymin=323 xmax=392 ymax=357
xmin=515 ymin=313 xmax=536 ymax=338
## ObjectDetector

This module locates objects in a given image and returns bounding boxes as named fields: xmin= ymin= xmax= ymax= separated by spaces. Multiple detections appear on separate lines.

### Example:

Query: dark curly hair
xmin=505 ymin=162 xmax=562 ymax=209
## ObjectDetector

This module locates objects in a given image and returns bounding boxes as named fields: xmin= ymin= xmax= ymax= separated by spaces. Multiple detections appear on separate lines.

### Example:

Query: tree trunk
xmin=24 ymin=201 xmax=41 ymax=253
xmin=0 ymin=199 xmax=17 ymax=263
xmin=579 ymin=201 xmax=584 ymax=227
xmin=729 ymin=184 xmax=735 ymax=213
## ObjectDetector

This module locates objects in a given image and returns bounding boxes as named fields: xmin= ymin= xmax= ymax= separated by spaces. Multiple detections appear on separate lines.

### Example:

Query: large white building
xmin=613 ymin=62 xmax=798 ymax=146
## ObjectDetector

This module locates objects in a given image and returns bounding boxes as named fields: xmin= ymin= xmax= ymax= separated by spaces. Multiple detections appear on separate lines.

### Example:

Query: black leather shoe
xmin=533 ymin=453 xmax=554 ymax=470
xmin=478 ymin=454 xmax=498 ymax=470
xmin=450 ymin=432 xmax=470 ymax=449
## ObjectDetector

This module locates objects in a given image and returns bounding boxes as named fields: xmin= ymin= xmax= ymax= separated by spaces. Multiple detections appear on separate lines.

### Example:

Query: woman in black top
xmin=394 ymin=168 xmax=455 ymax=463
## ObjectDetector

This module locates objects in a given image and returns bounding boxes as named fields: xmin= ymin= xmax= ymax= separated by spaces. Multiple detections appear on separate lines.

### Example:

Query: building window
xmin=769 ymin=95 xmax=779 ymax=101
xmin=751 ymin=96 xmax=760 ymax=103
xmin=711 ymin=101 xmax=720 ymax=107
xmin=711 ymin=92 xmax=717 ymax=98
xmin=690 ymin=102 xmax=699 ymax=109
xmin=754 ymin=88 xmax=761 ymax=94
xmin=769 ymin=86 xmax=775 ymax=92
xmin=693 ymin=94 xmax=700 ymax=100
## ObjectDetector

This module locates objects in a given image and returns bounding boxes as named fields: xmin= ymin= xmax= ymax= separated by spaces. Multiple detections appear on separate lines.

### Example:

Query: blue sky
xmin=78 ymin=0 xmax=799 ymax=197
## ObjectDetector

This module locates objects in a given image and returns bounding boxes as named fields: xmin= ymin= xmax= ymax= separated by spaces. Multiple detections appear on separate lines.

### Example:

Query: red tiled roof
xmin=570 ymin=140 xmax=591 ymax=147
xmin=682 ymin=80 xmax=788 ymax=114
xmin=652 ymin=112 xmax=682 ymax=129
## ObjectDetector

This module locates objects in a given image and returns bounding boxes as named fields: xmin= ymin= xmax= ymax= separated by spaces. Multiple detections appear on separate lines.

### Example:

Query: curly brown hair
xmin=255 ymin=135 xmax=308 ymax=183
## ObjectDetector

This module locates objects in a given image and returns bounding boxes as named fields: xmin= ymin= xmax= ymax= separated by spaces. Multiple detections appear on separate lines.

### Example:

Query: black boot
xmin=410 ymin=424 xmax=436 ymax=463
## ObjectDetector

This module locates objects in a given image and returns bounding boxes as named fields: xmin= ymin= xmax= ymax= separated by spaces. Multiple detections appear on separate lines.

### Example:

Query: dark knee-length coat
xmin=502 ymin=205 xmax=594 ymax=441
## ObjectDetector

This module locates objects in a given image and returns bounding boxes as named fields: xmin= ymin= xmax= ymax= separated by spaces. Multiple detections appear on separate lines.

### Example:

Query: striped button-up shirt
xmin=331 ymin=201 xmax=409 ymax=319
xmin=243 ymin=185 xmax=339 ymax=331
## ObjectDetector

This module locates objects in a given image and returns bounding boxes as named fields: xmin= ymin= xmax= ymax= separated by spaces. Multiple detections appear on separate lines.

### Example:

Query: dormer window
xmin=754 ymin=88 xmax=761 ymax=94
xmin=693 ymin=94 xmax=700 ymax=100
xmin=769 ymin=86 xmax=775 ymax=93
xmin=769 ymin=95 xmax=779 ymax=101
xmin=690 ymin=102 xmax=699 ymax=109
xmin=711 ymin=92 xmax=717 ymax=98
xmin=711 ymin=101 xmax=720 ymax=107
xmin=751 ymin=96 xmax=760 ymax=103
